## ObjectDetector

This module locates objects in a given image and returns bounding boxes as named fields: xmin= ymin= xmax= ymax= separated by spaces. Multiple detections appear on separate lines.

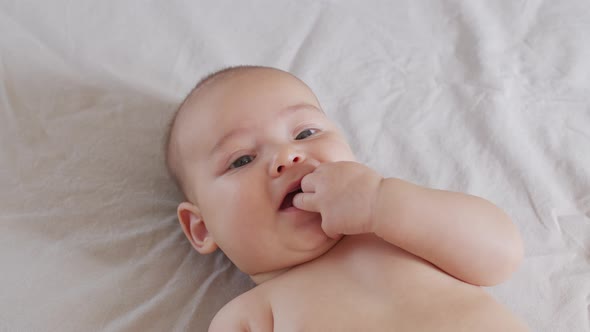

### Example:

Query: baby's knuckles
xmin=316 ymin=162 xmax=383 ymax=236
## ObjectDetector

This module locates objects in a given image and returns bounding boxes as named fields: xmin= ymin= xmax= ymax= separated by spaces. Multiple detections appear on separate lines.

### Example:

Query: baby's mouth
xmin=279 ymin=186 xmax=303 ymax=210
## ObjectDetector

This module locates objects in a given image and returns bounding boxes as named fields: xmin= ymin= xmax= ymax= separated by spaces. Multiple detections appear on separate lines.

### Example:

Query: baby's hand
xmin=293 ymin=161 xmax=383 ymax=238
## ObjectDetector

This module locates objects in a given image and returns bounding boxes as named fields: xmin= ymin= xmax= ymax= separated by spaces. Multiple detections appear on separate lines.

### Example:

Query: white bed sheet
xmin=1 ymin=1 xmax=589 ymax=331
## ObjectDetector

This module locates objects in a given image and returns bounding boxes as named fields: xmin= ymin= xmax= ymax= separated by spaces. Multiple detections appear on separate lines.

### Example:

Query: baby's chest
xmin=261 ymin=237 xmax=470 ymax=331
xmin=266 ymin=253 xmax=425 ymax=330
xmin=269 ymin=277 xmax=400 ymax=332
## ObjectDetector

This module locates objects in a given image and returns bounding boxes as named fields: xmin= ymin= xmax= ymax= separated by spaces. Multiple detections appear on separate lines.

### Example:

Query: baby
xmin=165 ymin=66 xmax=528 ymax=331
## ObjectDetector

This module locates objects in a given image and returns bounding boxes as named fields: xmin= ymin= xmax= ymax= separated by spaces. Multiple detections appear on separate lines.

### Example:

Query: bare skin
xmin=167 ymin=67 xmax=528 ymax=331
xmin=211 ymin=234 xmax=527 ymax=331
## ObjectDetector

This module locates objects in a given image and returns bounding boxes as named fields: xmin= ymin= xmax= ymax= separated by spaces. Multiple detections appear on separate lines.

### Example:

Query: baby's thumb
xmin=293 ymin=193 xmax=319 ymax=212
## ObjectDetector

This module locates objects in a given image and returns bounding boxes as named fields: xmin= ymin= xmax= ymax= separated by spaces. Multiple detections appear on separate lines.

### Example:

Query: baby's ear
xmin=177 ymin=202 xmax=218 ymax=254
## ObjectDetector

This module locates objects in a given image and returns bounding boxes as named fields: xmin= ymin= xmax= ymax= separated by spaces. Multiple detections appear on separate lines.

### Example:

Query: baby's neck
xmin=250 ymin=267 xmax=292 ymax=285
xmin=250 ymin=237 xmax=346 ymax=284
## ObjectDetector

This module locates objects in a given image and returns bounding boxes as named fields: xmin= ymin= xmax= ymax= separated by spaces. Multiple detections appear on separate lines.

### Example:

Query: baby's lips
xmin=277 ymin=178 xmax=303 ymax=210
xmin=276 ymin=161 xmax=319 ymax=210
xmin=279 ymin=187 xmax=302 ymax=210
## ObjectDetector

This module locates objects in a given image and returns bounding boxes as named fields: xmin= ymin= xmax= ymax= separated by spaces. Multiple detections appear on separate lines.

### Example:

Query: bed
xmin=1 ymin=1 xmax=589 ymax=331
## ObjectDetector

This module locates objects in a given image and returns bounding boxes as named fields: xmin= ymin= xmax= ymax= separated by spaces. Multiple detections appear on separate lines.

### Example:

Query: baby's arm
xmin=294 ymin=161 xmax=523 ymax=287
xmin=208 ymin=301 xmax=248 ymax=332
xmin=372 ymin=177 xmax=523 ymax=286
xmin=208 ymin=292 xmax=273 ymax=332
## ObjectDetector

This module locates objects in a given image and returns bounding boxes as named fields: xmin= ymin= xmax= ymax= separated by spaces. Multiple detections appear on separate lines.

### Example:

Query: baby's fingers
xmin=300 ymin=173 xmax=316 ymax=193
xmin=293 ymin=193 xmax=319 ymax=212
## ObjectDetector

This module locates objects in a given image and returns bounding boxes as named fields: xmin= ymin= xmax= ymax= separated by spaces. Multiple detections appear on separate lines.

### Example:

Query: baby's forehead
xmin=179 ymin=71 xmax=315 ymax=125
xmin=173 ymin=67 xmax=324 ymax=158
xmin=176 ymin=70 xmax=266 ymax=125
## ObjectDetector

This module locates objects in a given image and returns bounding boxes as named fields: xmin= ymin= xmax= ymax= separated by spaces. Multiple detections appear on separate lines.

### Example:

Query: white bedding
xmin=1 ymin=1 xmax=589 ymax=331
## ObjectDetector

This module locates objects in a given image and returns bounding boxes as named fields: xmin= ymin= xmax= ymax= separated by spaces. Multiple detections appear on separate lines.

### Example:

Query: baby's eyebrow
xmin=209 ymin=103 xmax=322 ymax=156
xmin=209 ymin=127 xmax=250 ymax=156
xmin=279 ymin=102 xmax=322 ymax=116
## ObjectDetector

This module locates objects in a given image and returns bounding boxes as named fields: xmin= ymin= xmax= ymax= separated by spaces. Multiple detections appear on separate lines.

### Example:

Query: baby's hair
xmin=164 ymin=65 xmax=274 ymax=199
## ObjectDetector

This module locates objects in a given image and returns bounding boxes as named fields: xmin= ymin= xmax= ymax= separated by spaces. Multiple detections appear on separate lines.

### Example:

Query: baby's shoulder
xmin=209 ymin=286 xmax=272 ymax=332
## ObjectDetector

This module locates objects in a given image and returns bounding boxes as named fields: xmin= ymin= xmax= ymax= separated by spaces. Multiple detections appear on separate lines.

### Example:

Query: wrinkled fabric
xmin=0 ymin=1 xmax=589 ymax=331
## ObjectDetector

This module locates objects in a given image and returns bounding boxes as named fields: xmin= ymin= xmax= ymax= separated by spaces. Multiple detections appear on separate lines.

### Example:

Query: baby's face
xmin=177 ymin=69 xmax=355 ymax=275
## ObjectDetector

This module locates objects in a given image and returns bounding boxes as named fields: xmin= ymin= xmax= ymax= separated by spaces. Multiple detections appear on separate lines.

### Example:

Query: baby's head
xmin=165 ymin=66 xmax=355 ymax=283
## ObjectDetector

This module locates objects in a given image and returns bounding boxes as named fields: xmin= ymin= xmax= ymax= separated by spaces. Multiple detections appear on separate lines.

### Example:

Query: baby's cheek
xmin=230 ymin=190 xmax=272 ymax=218
xmin=324 ymin=141 xmax=356 ymax=162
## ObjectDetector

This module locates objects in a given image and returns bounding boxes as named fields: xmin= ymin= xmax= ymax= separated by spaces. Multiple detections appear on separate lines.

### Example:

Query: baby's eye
xmin=295 ymin=129 xmax=318 ymax=140
xmin=229 ymin=155 xmax=255 ymax=169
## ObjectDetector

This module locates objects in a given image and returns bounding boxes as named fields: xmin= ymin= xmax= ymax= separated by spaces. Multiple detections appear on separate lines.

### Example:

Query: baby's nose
xmin=271 ymin=149 xmax=305 ymax=176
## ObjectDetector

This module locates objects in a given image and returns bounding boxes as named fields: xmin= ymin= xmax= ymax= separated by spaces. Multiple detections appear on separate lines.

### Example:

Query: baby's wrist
xmin=369 ymin=176 xmax=386 ymax=234
xmin=371 ymin=177 xmax=418 ymax=236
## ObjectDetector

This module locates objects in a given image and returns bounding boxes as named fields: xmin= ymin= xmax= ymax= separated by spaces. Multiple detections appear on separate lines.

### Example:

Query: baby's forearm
xmin=372 ymin=178 xmax=524 ymax=286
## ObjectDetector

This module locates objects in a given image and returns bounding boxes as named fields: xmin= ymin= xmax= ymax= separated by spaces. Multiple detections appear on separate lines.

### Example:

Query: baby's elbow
xmin=504 ymin=230 xmax=524 ymax=278
xmin=502 ymin=217 xmax=524 ymax=277
xmin=482 ymin=228 xmax=525 ymax=287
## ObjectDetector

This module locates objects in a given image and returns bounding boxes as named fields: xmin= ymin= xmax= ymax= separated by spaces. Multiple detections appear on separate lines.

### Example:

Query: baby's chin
xmin=283 ymin=232 xmax=343 ymax=266
xmin=242 ymin=234 xmax=343 ymax=284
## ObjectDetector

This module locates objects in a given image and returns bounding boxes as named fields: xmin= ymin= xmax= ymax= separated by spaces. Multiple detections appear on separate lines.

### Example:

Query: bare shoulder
xmin=208 ymin=287 xmax=273 ymax=332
